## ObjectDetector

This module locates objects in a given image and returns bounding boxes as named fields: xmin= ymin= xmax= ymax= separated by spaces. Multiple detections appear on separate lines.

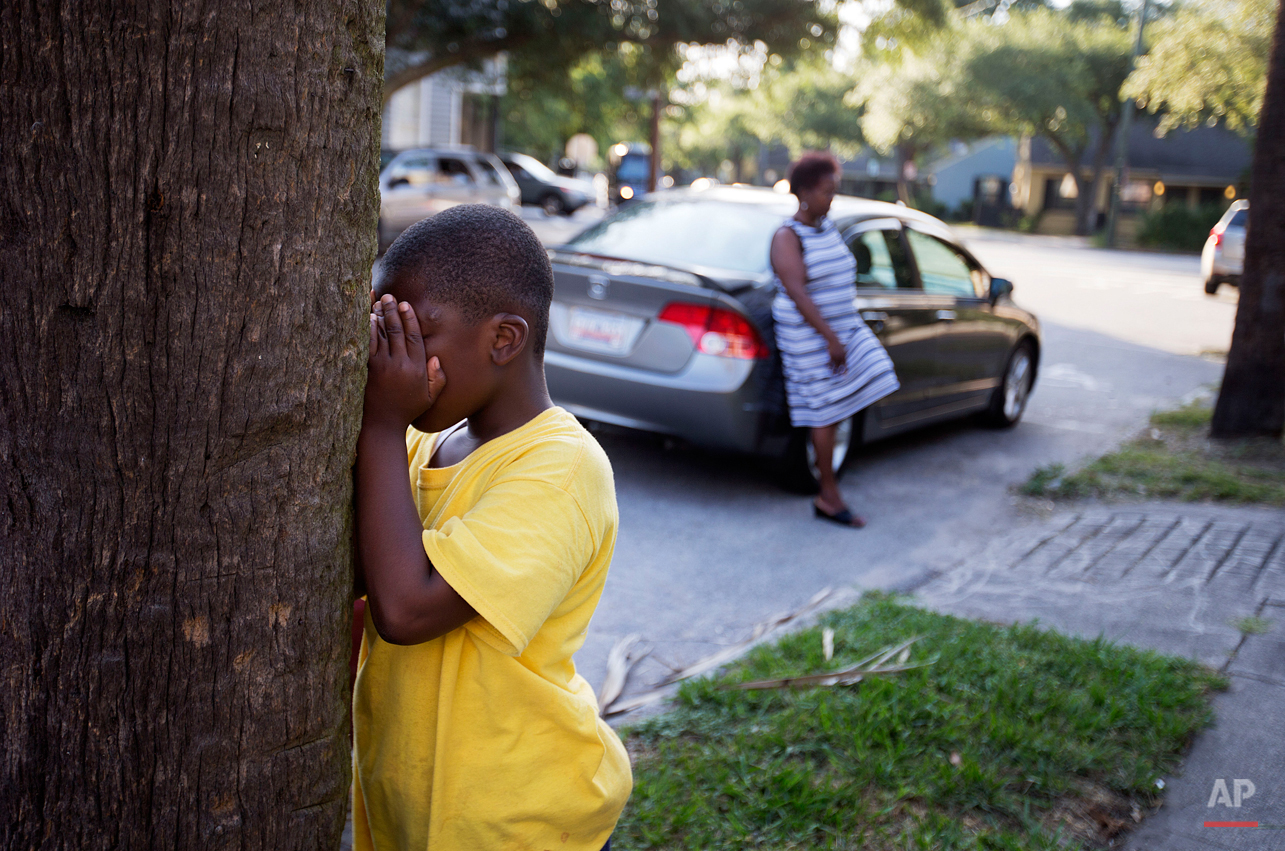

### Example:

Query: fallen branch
xmin=719 ymin=636 xmax=932 ymax=692
xmin=723 ymin=659 xmax=935 ymax=691
xmin=599 ymin=588 xmax=834 ymax=716
xmin=597 ymin=633 xmax=647 ymax=715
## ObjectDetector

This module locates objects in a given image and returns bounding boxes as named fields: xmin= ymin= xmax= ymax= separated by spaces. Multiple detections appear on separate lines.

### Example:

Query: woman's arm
xmin=770 ymin=227 xmax=847 ymax=371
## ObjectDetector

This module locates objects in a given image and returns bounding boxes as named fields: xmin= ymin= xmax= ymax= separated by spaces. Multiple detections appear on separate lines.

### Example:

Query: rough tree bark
xmin=0 ymin=1 xmax=382 ymax=848
xmin=1212 ymin=0 xmax=1285 ymax=439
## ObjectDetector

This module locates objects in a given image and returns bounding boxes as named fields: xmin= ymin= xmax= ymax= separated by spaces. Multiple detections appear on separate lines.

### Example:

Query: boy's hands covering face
xmin=364 ymin=293 xmax=446 ymax=433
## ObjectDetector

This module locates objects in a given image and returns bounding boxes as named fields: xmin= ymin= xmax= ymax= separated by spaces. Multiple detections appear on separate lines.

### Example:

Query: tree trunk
xmin=1212 ymin=0 xmax=1285 ymax=439
xmin=0 ymin=2 xmax=382 ymax=849
xmin=1081 ymin=120 xmax=1118 ymax=237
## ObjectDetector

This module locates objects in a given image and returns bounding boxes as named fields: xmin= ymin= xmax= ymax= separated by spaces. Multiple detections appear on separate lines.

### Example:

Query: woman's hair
xmin=788 ymin=152 xmax=840 ymax=196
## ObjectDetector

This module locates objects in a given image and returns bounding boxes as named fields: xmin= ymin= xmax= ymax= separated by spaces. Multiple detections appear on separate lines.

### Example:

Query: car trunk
xmin=548 ymin=255 xmax=747 ymax=374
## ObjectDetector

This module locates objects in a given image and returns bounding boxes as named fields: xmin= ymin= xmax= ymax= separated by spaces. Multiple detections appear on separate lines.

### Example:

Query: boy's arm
xmin=356 ymin=295 xmax=478 ymax=645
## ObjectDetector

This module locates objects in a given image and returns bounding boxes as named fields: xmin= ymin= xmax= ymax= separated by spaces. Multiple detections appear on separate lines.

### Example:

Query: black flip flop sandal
xmin=814 ymin=503 xmax=867 ymax=528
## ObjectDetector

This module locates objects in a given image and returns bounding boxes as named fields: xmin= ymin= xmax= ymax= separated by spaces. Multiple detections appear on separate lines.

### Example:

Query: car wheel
xmin=986 ymin=340 xmax=1035 ymax=428
xmin=1204 ymin=277 xmax=1220 ymax=295
xmin=541 ymin=194 xmax=565 ymax=216
xmin=776 ymin=413 xmax=858 ymax=494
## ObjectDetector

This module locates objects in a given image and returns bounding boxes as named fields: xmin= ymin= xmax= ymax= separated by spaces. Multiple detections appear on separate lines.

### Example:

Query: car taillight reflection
xmin=1210 ymin=225 xmax=1224 ymax=247
xmin=658 ymin=302 xmax=770 ymax=360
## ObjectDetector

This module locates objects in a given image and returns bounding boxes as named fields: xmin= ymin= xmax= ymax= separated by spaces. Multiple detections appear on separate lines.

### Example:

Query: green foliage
xmin=964 ymin=10 xmax=1133 ymax=153
xmin=616 ymin=595 xmax=1222 ymax=849
xmin=385 ymin=0 xmax=838 ymax=95
xmin=1023 ymin=401 xmax=1285 ymax=504
xmin=750 ymin=59 xmax=869 ymax=158
xmin=1021 ymin=463 xmax=1067 ymax=495
xmin=501 ymin=48 xmax=654 ymax=165
xmin=1231 ymin=616 xmax=1274 ymax=635
xmin=1135 ymin=204 xmax=1227 ymax=251
xmin=855 ymin=41 xmax=989 ymax=158
xmin=1123 ymin=0 xmax=1277 ymax=136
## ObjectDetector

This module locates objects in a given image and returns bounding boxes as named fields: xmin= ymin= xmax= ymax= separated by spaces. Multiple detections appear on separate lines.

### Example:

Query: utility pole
xmin=648 ymin=90 xmax=663 ymax=194
xmin=1104 ymin=0 xmax=1151 ymax=247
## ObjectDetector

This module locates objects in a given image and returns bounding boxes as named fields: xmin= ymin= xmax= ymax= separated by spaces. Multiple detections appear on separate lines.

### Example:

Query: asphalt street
xmin=519 ymin=206 xmax=1233 ymax=712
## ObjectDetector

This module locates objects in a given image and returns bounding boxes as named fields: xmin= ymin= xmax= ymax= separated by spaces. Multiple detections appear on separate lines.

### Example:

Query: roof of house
xmin=1028 ymin=119 xmax=1252 ymax=182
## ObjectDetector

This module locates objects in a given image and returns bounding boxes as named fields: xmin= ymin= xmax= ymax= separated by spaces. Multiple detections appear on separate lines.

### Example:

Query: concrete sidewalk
xmin=914 ymin=502 xmax=1285 ymax=850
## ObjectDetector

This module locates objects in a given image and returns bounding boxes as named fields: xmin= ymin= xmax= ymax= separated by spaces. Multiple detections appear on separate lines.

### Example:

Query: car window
xmin=905 ymin=229 xmax=982 ymax=298
xmin=506 ymin=163 xmax=530 ymax=180
xmin=437 ymin=157 xmax=475 ymax=186
xmin=474 ymin=158 xmax=504 ymax=186
xmin=846 ymin=230 xmax=901 ymax=290
xmin=1229 ymin=209 xmax=1248 ymax=229
xmin=389 ymin=155 xmax=435 ymax=186
xmin=565 ymin=198 xmax=788 ymax=275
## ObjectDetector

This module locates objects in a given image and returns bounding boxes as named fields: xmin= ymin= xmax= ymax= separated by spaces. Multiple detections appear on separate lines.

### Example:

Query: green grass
xmin=1231 ymin=616 xmax=1274 ymax=636
xmin=1023 ymin=403 xmax=1285 ymax=505
xmin=615 ymin=595 xmax=1223 ymax=850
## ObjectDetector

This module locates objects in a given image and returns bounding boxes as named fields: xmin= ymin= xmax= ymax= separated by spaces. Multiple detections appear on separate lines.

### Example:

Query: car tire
xmin=776 ymin=412 xmax=859 ymax=494
xmin=1204 ymin=277 xmax=1220 ymax=295
xmin=541 ymin=194 xmax=565 ymax=216
xmin=986 ymin=340 xmax=1035 ymax=428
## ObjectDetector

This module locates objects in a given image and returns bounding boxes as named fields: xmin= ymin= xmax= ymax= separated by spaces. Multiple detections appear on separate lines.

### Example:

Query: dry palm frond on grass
xmin=600 ymin=587 xmax=835 ymax=716
xmin=722 ymin=635 xmax=933 ymax=691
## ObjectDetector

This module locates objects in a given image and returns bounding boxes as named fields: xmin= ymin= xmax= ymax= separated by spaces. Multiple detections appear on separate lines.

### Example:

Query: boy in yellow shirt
xmin=353 ymin=205 xmax=631 ymax=851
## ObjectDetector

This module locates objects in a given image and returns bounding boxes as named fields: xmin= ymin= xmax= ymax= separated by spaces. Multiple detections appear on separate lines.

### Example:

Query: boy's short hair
xmin=788 ymin=152 xmax=840 ymax=196
xmin=380 ymin=205 xmax=554 ymax=356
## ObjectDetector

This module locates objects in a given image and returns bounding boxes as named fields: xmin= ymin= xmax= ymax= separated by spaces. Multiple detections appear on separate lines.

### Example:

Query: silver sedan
xmin=544 ymin=186 xmax=1041 ymax=491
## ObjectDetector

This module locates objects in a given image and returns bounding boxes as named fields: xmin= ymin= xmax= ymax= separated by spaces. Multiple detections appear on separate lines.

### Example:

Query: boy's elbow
xmin=368 ymin=600 xmax=445 ymax=646
xmin=368 ymin=601 xmax=418 ymax=646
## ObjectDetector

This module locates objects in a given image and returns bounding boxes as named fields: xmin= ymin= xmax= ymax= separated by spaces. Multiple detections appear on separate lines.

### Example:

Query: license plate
xmin=564 ymin=306 xmax=644 ymax=355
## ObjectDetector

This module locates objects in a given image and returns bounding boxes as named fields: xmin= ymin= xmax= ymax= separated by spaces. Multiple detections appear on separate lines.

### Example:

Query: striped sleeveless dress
xmin=771 ymin=216 xmax=900 ymax=429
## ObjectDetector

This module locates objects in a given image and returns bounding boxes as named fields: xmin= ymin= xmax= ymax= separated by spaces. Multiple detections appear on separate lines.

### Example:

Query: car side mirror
xmin=989 ymin=277 xmax=1013 ymax=302
xmin=388 ymin=176 xmax=410 ymax=189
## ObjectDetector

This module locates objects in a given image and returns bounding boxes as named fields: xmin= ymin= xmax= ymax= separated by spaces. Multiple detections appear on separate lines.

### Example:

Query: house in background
xmin=924 ymin=137 xmax=1018 ymax=220
xmin=1010 ymin=120 xmax=1252 ymax=238
xmin=381 ymin=57 xmax=506 ymax=154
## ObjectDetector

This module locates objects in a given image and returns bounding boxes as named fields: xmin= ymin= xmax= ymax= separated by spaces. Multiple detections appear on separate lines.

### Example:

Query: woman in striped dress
xmin=770 ymin=153 xmax=899 ymax=528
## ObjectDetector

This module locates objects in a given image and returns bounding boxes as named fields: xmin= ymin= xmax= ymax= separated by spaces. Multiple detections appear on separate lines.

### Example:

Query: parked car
xmin=544 ymin=185 xmax=1041 ymax=491
xmin=499 ymin=152 xmax=595 ymax=216
xmin=378 ymin=148 xmax=520 ymax=251
xmin=1202 ymin=200 xmax=1248 ymax=294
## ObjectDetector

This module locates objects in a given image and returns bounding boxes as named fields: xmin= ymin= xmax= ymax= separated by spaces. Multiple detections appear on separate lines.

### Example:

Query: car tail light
xmin=1210 ymin=225 xmax=1224 ymax=247
xmin=658 ymin=302 xmax=770 ymax=360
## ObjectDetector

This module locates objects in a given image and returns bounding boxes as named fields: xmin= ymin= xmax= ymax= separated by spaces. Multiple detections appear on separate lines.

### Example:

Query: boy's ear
xmin=489 ymin=314 xmax=529 ymax=366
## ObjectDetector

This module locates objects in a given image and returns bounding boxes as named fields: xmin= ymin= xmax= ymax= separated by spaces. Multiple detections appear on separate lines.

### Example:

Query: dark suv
xmin=500 ymin=152 xmax=596 ymax=216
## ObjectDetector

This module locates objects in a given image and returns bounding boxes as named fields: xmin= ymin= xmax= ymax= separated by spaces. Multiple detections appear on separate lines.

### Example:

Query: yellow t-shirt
xmin=352 ymin=407 xmax=632 ymax=851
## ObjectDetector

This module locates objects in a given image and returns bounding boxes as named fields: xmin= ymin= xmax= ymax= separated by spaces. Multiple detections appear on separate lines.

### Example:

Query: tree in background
xmin=665 ymin=89 xmax=764 ymax=181
xmin=0 ymin=1 xmax=380 ymax=847
xmin=855 ymin=41 xmax=988 ymax=202
xmin=385 ymin=0 xmax=836 ymax=105
xmin=964 ymin=8 xmax=1134 ymax=234
xmin=1211 ymin=0 xmax=1285 ymax=438
xmin=1123 ymin=0 xmax=1276 ymax=136
xmin=502 ymin=47 xmax=657 ymax=164
xmin=748 ymin=58 xmax=869 ymax=159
